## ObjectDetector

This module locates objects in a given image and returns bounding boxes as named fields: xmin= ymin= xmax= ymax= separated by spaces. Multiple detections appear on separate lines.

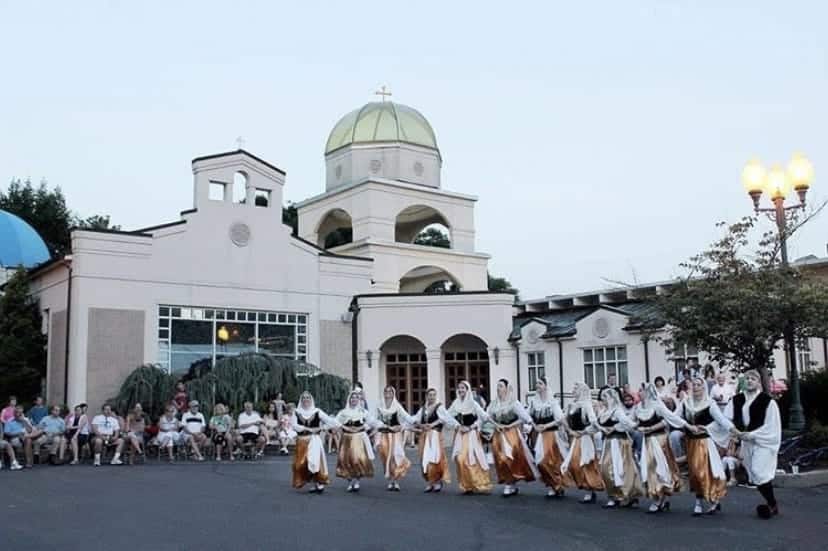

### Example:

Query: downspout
xmin=350 ymin=300 xmax=360 ymax=385
xmin=823 ymin=337 xmax=827 ymax=370
xmin=62 ymin=257 xmax=73 ymax=405
xmin=513 ymin=341 xmax=521 ymax=400
xmin=556 ymin=338 xmax=564 ymax=408
xmin=643 ymin=335 xmax=651 ymax=382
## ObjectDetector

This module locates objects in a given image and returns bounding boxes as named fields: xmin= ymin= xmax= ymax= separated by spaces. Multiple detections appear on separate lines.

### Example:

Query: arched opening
xmin=399 ymin=265 xmax=461 ymax=293
xmin=233 ymin=172 xmax=247 ymax=204
xmin=316 ymin=208 xmax=353 ymax=249
xmin=380 ymin=335 xmax=427 ymax=413
xmin=395 ymin=205 xmax=451 ymax=248
xmin=441 ymin=333 xmax=489 ymax=404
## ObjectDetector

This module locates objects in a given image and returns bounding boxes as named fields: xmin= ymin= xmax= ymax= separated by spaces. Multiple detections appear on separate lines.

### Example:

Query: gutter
xmin=643 ymin=336 xmax=651 ymax=382
xmin=556 ymin=338 xmax=564 ymax=408
xmin=350 ymin=300 xmax=360 ymax=385
xmin=513 ymin=341 xmax=521 ymax=399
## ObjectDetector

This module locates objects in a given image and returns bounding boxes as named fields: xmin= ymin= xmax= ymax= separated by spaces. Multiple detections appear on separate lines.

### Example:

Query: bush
xmin=801 ymin=421 xmax=828 ymax=449
xmin=779 ymin=369 xmax=828 ymax=429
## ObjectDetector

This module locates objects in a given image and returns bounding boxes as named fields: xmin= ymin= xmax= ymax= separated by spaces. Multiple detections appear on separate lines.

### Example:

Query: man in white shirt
xmin=710 ymin=372 xmax=735 ymax=408
xmin=236 ymin=401 xmax=266 ymax=457
xmin=180 ymin=400 xmax=207 ymax=461
xmin=91 ymin=404 xmax=124 ymax=466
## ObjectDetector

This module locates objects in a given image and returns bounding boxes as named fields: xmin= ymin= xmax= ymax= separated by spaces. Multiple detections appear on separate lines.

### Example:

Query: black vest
xmin=296 ymin=411 xmax=320 ymax=428
xmin=456 ymin=413 xmax=477 ymax=427
xmin=567 ymin=409 xmax=588 ymax=431
xmin=599 ymin=414 xmax=627 ymax=439
xmin=732 ymin=392 xmax=772 ymax=432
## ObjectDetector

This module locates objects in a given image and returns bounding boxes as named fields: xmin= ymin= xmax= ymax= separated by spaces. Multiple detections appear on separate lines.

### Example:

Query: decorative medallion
xmin=229 ymin=222 xmax=251 ymax=247
xmin=527 ymin=326 xmax=541 ymax=344
xmin=593 ymin=317 xmax=610 ymax=339
xmin=335 ymin=164 xmax=342 ymax=180
xmin=413 ymin=161 xmax=424 ymax=177
xmin=369 ymin=159 xmax=382 ymax=173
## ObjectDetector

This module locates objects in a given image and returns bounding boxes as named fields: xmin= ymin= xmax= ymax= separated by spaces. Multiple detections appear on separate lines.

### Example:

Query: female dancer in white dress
xmin=678 ymin=377 xmax=733 ymax=515
xmin=374 ymin=386 xmax=415 ymax=491
xmin=446 ymin=380 xmax=493 ymax=495
xmin=291 ymin=391 xmax=340 ymax=493
xmin=595 ymin=387 xmax=642 ymax=509
xmin=562 ymin=382 xmax=604 ymax=503
xmin=487 ymin=379 xmax=537 ymax=497
xmin=335 ymin=390 xmax=376 ymax=493
xmin=634 ymin=382 xmax=698 ymax=513
xmin=411 ymin=388 xmax=454 ymax=493
xmin=528 ymin=377 xmax=568 ymax=498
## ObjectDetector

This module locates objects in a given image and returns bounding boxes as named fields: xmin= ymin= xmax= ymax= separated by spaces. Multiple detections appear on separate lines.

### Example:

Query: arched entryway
xmin=399 ymin=265 xmax=461 ymax=293
xmin=395 ymin=204 xmax=451 ymax=248
xmin=381 ymin=335 xmax=428 ymax=413
xmin=441 ymin=333 xmax=490 ymax=404
xmin=315 ymin=208 xmax=353 ymax=249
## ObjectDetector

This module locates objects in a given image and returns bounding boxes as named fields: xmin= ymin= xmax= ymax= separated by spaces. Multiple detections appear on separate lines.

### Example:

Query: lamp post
xmin=741 ymin=153 xmax=814 ymax=432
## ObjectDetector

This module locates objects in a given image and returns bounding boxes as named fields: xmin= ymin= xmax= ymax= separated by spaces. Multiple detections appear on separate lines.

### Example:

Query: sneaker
xmin=69 ymin=459 xmax=79 ymax=465
xmin=10 ymin=462 xmax=23 ymax=471
xmin=110 ymin=458 xmax=123 ymax=466
xmin=353 ymin=481 xmax=360 ymax=492
xmin=94 ymin=459 xmax=101 ymax=467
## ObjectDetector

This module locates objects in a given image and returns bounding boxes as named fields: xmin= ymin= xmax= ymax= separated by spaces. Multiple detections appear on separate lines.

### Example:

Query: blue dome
xmin=0 ymin=210 xmax=51 ymax=268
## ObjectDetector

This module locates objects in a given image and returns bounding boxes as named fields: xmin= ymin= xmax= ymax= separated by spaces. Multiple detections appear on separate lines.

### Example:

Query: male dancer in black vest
xmin=725 ymin=369 xmax=782 ymax=518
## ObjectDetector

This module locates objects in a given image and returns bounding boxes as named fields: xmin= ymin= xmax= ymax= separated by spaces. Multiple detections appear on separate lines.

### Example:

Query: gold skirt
xmin=418 ymin=429 xmax=450 ymax=484
xmin=454 ymin=431 xmax=492 ymax=493
xmin=292 ymin=436 xmax=329 ymax=488
xmin=642 ymin=433 xmax=681 ymax=499
xmin=536 ymin=431 xmax=566 ymax=491
xmin=565 ymin=437 xmax=604 ymax=491
xmin=336 ymin=432 xmax=374 ymax=480
xmin=375 ymin=431 xmax=411 ymax=481
xmin=600 ymin=437 xmax=642 ymax=501
xmin=686 ymin=437 xmax=727 ymax=503
xmin=491 ymin=426 xmax=536 ymax=485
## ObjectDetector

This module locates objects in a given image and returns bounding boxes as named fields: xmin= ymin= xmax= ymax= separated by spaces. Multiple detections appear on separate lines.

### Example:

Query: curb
xmin=775 ymin=469 xmax=828 ymax=488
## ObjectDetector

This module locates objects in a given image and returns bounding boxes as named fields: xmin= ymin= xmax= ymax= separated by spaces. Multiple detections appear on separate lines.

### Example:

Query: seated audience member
xmin=180 ymin=400 xmax=208 ymax=461
xmin=28 ymin=396 xmax=48 ymax=425
xmin=156 ymin=405 xmax=181 ymax=461
xmin=4 ymin=406 xmax=35 ymax=467
xmin=1 ymin=396 xmax=18 ymax=423
xmin=273 ymin=393 xmax=286 ymax=418
xmin=125 ymin=403 xmax=148 ymax=458
xmin=91 ymin=404 xmax=125 ymax=466
xmin=237 ymin=401 xmax=266 ymax=457
xmin=263 ymin=402 xmax=280 ymax=445
xmin=209 ymin=403 xmax=234 ymax=461
xmin=172 ymin=382 xmax=188 ymax=415
xmin=277 ymin=403 xmax=297 ymax=455
xmin=65 ymin=404 xmax=90 ymax=465
xmin=710 ymin=372 xmax=734 ymax=408
xmin=0 ymin=417 xmax=23 ymax=470
xmin=33 ymin=405 xmax=67 ymax=465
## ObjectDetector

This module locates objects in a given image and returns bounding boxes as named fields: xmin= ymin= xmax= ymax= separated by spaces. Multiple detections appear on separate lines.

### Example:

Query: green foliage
xmin=1 ymin=177 xmax=119 ymax=258
xmin=413 ymin=226 xmax=450 ymax=248
xmin=487 ymin=271 xmax=519 ymax=298
xmin=801 ymin=421 xmax=828 ymax=449
xmin=111 ymin=353 xmax=350 ymax=419
xmin=282 ymin=202 xmax=298 ymax=235
xmin=656 ymin=216 xmax=828 ymax=382
xmin=0 ymin=270 xmax=46 ymax=400
xmin=779 ymin=369 xmax=828 ymax=428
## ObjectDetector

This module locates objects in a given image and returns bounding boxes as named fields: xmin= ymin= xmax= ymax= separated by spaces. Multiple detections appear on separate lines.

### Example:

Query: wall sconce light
xmin=366 ymin=349 xmax=373 ymax=368
xmin=493 ymin=346 xmax=500 ymax=365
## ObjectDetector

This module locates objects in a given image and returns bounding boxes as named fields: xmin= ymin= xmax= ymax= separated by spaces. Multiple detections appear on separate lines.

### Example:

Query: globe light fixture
xmin=787 ymin=153 xmax=814 ymax=203
xmin=742 ymin=159 xmax=767 ymax=208
xmin=217 ymin=325 xmax=229 ymax=342
xmin=765 ymin=164 xmax=791 ymax=201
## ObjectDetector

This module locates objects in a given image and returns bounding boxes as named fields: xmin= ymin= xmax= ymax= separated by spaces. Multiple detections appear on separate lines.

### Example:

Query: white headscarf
xmin=448 ymin=380 xmax=477 ymax=415
xmin=295 ymin=391 xmax=319 ymax=419
xmin=377 ymin=386 xmax=405 ymax=418
xmin=487 ymin=379 xmax=517 ymax=417
xmin=683 ymin=376 xmax=711 ymax=415
xmin=337 ymin=390 xmax=366 ymax=424
xmin=636 ymin=382 xmax=659 ymax=419
xmin=599 ymin=387 xmax=621 ymax=422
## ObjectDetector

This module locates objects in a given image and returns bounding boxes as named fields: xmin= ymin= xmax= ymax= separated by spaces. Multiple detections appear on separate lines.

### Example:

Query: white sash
xmin=306 ymin=434 xmax=325 ymax=474
xmin=421 ymin=429 xmax=441 ymax=473
xmin=452 ymin=429 xmax=489 ymax=470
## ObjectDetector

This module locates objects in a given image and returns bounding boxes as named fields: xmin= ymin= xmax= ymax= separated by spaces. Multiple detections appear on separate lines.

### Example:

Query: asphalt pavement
xmin=3 ymin=452 xmax=826 ymax=551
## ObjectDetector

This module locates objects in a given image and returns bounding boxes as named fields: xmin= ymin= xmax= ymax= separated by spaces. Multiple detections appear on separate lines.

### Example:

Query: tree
xmin=1 ymin=178 xmax=120 ymax=258
xmin=488 ymin=272 xmax=519 ymax=298
xmin=0 ymin=269 xmax=47 ymax=400
xmin=656 ymin=215 xmax=828 ymax=390
xmin=413 ymin=226 xmax=450 ymax=248
xmin=282 ymin=202 xmax=298 ymax=235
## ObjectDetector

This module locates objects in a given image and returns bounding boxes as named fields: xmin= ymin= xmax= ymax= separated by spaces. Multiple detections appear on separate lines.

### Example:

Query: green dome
xmin=325 ymin=101 xmax=439 ymax=155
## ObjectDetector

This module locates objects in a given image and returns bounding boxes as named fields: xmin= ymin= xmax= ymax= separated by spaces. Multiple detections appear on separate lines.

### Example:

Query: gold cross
xmin=374 ymin=85 xmax=392 ymax=102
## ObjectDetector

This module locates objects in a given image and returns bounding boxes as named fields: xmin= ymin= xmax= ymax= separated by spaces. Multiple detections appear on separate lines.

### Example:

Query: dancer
xmin=291 ymin=391 xmax=339 ymax=493
xmin=596 ymin=387 xmax=642 ymax=509
xmin=411 ymin=388 xmax=453 ymax=493
xmin=446 ymin=380 xmax=493 ymax=495
xmin=374 ymin=386 xmax=414 ymax=491
xmin=562 ymin=382 xmax=604 ymax=503
xmin=335 ymin=390 xmax=376 ymax=492
xmin=678 ymin=377 xmax=732 ymax=516
xmin=635 ymin=383 xmax=698 ymax=513
xmin=486 ymin=379 xmax=537 ymax=497
xmin=528 ymin=377 xmax=568 ymax=498
xmin=723 ymin=369 xmax=782 ymax=519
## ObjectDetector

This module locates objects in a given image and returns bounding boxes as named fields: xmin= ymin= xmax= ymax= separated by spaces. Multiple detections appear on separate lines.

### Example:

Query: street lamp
xmin=741 ymin=153 xmax=814 ymax=432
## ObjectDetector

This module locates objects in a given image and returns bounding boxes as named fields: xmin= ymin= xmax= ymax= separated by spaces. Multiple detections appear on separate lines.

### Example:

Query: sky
xmin=1 ymin=1 xmax=826 ymax=299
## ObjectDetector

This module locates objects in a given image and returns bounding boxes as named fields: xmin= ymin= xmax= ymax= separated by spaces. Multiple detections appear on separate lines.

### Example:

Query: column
xmin=426 ymin=348 xmax=443 ymax=402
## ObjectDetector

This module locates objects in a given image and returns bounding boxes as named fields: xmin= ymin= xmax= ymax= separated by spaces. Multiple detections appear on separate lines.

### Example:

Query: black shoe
xmin=660 ymin=501 xmax=671 ymax=512
xmin=624 ymin=498 xmax=639 ymax=509
xmin=706 ymin=502 xmax=721 ymax=515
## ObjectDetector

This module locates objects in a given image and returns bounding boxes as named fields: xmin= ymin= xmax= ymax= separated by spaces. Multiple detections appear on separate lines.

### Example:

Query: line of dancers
xmin=288 ymin=369 xmax=781 ymax=519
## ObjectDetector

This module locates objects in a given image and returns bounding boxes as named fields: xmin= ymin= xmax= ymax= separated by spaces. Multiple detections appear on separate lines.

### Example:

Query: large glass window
xmin=157 ymin=305 xmax=308 ymax=375
xmin=583 ymin=345 xmax=627 ymax=388
xmin=527 ymin=352 xmax=545 ymax=391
